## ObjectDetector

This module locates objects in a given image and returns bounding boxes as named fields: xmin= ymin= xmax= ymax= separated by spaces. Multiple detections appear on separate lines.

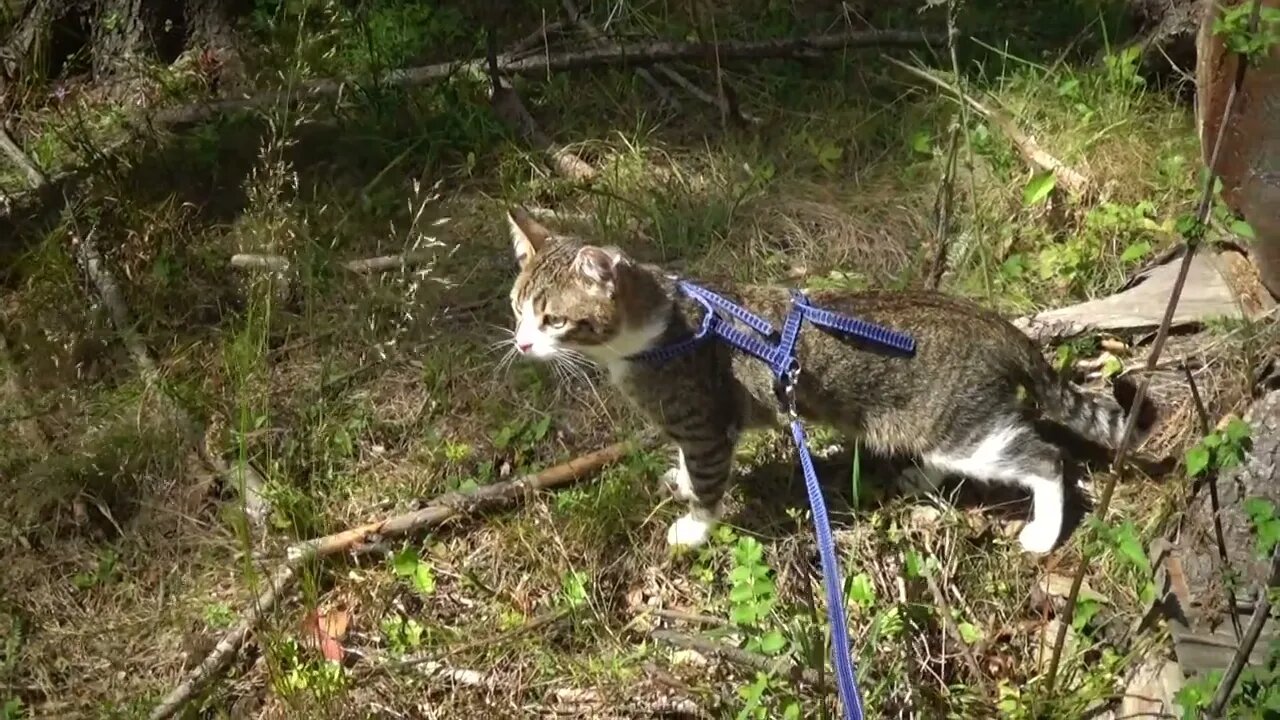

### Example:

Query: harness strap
xmin=629 ymin=281 xmax=917 ymax=720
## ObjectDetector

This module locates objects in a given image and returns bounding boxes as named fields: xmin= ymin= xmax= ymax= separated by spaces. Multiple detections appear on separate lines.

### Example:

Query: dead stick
xmin=230 ymin=252 xmax=439 ymax=274
xmin=148 ymin=441 xmax=639 ymax=720
xmin=0 ymin=125 xmax=49 ymax=188
xmin=650 ymin=629 xmax=828 ymax=689
xmin=888 ymin=58 xmax=1091 ymax=197
xmin=1044 ymin=0 xmax=1262 ymax=695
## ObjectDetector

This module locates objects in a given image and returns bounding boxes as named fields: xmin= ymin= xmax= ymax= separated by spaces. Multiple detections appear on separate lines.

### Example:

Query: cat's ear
xmin=507 ymin=207 xmax=552 ymax=269
xmin=575 ymin=245 xmax=629 ymax=295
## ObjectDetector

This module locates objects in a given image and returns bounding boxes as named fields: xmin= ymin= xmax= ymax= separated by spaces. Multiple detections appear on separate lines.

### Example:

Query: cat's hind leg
xmin=665 ymin=436 xmax=736 ymax=549
xmin=922 ymin=420 xmax=1067 ymax=554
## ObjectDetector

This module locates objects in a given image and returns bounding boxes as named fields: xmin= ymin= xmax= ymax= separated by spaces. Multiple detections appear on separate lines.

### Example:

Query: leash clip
xmin=774 ymin=362 xmax=802 ymax=418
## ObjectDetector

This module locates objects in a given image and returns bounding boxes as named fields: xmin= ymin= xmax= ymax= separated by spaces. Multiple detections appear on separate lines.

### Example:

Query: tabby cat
xmin=504 ymin=208 xmax=1157 ymax=554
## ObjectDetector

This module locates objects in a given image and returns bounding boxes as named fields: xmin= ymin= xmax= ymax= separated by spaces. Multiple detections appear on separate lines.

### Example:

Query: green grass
xmin=1 ymin=1 xmax=1274 ymax=718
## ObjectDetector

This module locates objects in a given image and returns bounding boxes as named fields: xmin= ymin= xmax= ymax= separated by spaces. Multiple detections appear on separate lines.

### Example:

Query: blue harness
xmin=628 ymin=280 xmax=916 ymax=720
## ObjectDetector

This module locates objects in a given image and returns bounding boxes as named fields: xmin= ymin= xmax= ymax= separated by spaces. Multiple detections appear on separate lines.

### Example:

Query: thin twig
xmin=650 ymin=629 xmax=829 ymax=689
xmin=148 ymin=441 xmax=640 ymax=720
xmin=0 ymin=124 xmax=48 ymax=188
xmin=1043 ymin=0 xmax=1263 ymax=696
xmin=1205 ymin=551 xmax=1279 ymax=717
xmin=924 ymin=570 xmax=987 ymax=686
xmin=509 ymin=19 xmax=566 ymax=57
xmin=927 ymin=119 xmax=962 ymax=290
xmin=888 ymin=57 xmax=1092 ymax=197
xmin=1182 ymin=364 xmax=1244 ymax=640
xmin=651 ymin=608 xmax=731 ymax=627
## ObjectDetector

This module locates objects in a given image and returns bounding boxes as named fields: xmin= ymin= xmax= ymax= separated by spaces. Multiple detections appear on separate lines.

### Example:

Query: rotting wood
xmin=887 ymin=58 xmax=1092 ymax=198
xmin=1012 ymin=251 xmax=1248 ymax=343
xmin=147 ymin=440 xmax=640 ymax=720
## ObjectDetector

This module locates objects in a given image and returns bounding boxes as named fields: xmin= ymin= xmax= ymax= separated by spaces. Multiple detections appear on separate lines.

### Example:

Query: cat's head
xmin=505 ymin=207 xmax=664 ymax=362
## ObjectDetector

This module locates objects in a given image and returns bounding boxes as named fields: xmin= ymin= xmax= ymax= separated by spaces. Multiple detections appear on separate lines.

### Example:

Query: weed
xmin=390 ymin=546 xmax=437 ymax=597
xmin=1185 ymin=418 xmax=1252 ymax=478
xmin=380 ymin=615 xmax=425 ymax=655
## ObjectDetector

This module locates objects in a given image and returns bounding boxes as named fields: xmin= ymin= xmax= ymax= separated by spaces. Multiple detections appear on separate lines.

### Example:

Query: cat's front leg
xmin=665 ymin=435 xmax=736 ymax=549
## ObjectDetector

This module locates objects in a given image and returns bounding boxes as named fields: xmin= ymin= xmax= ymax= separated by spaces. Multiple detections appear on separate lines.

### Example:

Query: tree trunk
xmin=1 ymin=0 xmax=244 ymax=91
xmin=182 ymin=0 xmax=247 ymax=92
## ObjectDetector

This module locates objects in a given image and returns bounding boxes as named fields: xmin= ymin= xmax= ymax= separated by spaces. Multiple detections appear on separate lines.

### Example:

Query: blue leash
xmin=630 ymin=281 xmax=916 ymax=720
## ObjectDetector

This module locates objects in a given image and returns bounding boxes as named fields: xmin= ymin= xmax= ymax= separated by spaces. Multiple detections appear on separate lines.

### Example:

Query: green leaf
xmin=1120 ymin=240 xmax=1151 ymax=263
xmin=1224 ymin=418 xmax=1251 ymax=444
xmin=903 ymin=550 xmax=925 ymax=579
xmin=757 ymin=629 xmax=787 ymax=655
xmin=910 ymin=129 xmax=933 ymax=156
xmin=1023 ymin=172 xmax=1057 ymax=207
xmin=848 ymin=573 xmax=876 ymax=609
xmin=1185 ymin=445 xmax=1211 ymax=477
xmin=391 ymin=548 xmax=420 ymax=578
xmin=957 ymin=621 xmax=983 ymax=644
xmin=1229 ymin=219 xmax=1256 ymax=240
xmin=1114 ymin=523 xmax=1149 ymax=570
xmin=411 ymin=563 xmax=435 ymax=595
xmin=1101 ymin=355 xmax=1124 ymax=379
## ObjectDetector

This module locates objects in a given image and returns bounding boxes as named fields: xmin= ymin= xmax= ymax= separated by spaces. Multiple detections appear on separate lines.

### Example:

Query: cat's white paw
xmin=667 ymin=512 xmax=713 ymax=549
xmin=1017 ymin=520 xmax=1059 ymax=555
xmin=661 ymin=466 xmax=695 ymax=501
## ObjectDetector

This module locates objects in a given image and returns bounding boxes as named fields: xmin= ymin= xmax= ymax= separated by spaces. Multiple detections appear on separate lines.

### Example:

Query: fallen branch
xmin=73 ymin=230 xmax=274 ymax=532
xmin=0 ymin=125 xmax=48 ymax=188
xmin=229 ymin=251 xmax=440 ymax=275
xmin=888 ymin=58 xmax=1092 ymax=198
xmin=149 ymin=441 xmax=639 ymax=720
xmin=650 ymin=629 xmax=828 ymax=689
xmin=486 ymin=28 xmax=596 ymax=182
xmin=3 ymin=30 xmax=934 ymax=220
xmin=148 ymin=30 xmax=941 ymax=130
xmin=510 ymin=19 xmax=567 ymax=57
xmin=1205 ymin=550 xmax=1279 ymax=716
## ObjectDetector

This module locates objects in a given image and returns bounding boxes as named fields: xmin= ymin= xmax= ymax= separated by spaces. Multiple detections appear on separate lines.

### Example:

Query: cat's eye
xmin=543 ymin=314 xmax=568 ymax=329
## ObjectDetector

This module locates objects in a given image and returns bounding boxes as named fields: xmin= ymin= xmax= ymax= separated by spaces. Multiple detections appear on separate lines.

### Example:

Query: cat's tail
xmin=1032 ymin=370 xmax=1159 ymax=449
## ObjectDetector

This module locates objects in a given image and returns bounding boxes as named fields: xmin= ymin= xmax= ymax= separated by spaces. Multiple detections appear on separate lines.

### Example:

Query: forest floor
xmin=1 ymin=1 xmax=1277 ymax=718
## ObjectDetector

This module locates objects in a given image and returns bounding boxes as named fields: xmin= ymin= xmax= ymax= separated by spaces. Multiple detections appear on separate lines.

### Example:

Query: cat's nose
xmin=516 ymin=341 xmax=532 ymax=354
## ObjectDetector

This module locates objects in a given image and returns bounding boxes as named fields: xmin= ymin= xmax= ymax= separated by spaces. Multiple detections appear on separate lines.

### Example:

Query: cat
xmin=503 ymin=207 xmax=1158 ymax=554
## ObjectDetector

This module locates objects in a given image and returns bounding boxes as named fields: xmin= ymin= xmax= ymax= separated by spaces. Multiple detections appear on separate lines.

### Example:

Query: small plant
xmin=380 ymin=614 xmax=424 ymax=655
xmin=1214 ymin=3 xmax=1280 ymax=63
xmin=1185 ymin=418 xmax=1252 ymax=478
xmin=1 ymin=699 xmax=25 ymax=720
xmin=390 ymin=546 xmax=436 ymax=596
xmin=728 ymin=536 xmax=776 ymax=629
xmin=72 ymin=549 xmax=119 ymax=591
xmin=202 ymin=601 xmax=235 ymax=630
xmin=1243 ymin=497 xmax=1279 ymax=559
xmin=558 ymin=570 xmax=589 ymax=610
